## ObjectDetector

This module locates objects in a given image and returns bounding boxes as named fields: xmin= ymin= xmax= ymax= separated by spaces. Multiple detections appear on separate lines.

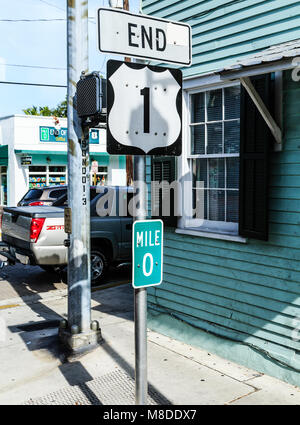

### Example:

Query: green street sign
xmin=40 ymin=127 xmax=50 ymax=141
xmin=39 ymin=127 xmax=100 ymax=144
xmin=132 ymin=219 xmax=163 ymax=289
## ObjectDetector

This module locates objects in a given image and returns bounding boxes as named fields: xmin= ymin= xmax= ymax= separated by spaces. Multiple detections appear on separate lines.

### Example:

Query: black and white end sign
xmin=106 ymin=60 xmax=182 ymax=156
xmin=98 ymin=8 xmax=191 ymax=66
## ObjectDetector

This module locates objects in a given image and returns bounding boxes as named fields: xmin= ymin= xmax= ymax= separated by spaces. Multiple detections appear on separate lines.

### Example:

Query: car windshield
xmin=52 ymin=188 xmax=102 ymax=207
xmin=23 ymin=189 xmax=43 ymax=201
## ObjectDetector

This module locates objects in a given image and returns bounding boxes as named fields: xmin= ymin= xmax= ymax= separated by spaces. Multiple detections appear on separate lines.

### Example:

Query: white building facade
xmin=0 ymin=115 xmax=126 ymax=206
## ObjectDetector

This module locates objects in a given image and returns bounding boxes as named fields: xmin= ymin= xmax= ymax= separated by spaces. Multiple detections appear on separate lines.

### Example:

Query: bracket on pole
xmin=240 ymin=77 xmax=282 ymax=150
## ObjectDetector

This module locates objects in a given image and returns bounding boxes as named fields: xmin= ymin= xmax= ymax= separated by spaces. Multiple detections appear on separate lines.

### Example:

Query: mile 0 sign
xmin=132 ymin=219 xmax=163 ymax=289
xmin=106 ymin=60 xmax=182 ymax=156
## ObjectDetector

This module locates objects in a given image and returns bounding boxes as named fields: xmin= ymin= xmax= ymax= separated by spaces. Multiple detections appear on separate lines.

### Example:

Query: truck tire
xmin=39 ymin=265 xmax=57 ymax=273
xmin=91 ymin=249 xmax=109 ymax=286
xmin=56 ymin=250 xmax=109 ymax=286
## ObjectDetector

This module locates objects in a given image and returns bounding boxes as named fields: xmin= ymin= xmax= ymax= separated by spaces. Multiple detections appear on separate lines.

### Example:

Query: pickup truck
xmin=1 ymin=186 xmax=133 ymax=285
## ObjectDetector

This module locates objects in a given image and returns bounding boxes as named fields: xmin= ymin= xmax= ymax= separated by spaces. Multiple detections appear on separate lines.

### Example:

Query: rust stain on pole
xmin=68 ymin=139 xmax=76 ymax=156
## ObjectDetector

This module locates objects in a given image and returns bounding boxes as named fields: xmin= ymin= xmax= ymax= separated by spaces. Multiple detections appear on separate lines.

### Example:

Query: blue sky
xmin=0 ymin=0 xmax=140 ymax=117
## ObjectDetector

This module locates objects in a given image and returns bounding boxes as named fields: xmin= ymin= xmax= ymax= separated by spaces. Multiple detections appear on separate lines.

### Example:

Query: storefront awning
xmin=15 ymin=149 xmax=66 ymax=156
xmin=0 ymin=145 xmax=8 ymax=166
xmin=14 ymin=149 xmax=110 ymax=166
xmin=15 ymin=149 xmax=109 ymax=157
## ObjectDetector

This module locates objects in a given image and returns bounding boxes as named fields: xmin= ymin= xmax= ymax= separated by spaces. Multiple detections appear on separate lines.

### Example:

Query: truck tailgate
xmin=2 ymin=206 xmax=64 ymax=244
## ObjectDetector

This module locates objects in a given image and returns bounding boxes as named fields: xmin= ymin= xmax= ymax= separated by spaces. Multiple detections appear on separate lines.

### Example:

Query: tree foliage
xmin=23 ymin=97 xmax=67 ymax=118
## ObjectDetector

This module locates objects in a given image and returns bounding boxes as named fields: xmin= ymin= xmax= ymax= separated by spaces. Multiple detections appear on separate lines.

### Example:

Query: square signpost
xmin=98 ymin=6 xmax=191 ymax=405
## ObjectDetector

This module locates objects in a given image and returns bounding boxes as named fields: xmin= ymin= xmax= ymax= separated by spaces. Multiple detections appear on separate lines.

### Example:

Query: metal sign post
xmin=133 ymin=152 xmax=147 ymax=405
xmin=102 ymin=6 xmax=189 ymax=405
xmin=106 ymin=57 xmax=181 ymax=405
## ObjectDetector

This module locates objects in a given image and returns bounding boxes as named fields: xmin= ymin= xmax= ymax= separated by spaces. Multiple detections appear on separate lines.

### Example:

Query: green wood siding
xmin=142 ymin=0 xmax=300 ymax=77
xmin=147 ymin=71 xmax=300 ymax=372
xmin=142 ymin=0 xmax=300 ymax=379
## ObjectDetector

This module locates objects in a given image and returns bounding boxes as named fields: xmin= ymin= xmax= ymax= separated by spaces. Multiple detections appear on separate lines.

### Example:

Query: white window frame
xmin=177 ymin=79 xmax=247 ymax=243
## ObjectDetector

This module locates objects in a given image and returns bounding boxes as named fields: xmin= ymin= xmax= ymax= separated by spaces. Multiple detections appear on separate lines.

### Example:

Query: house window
xmin=154 ymin=75 xmax=272 ymax=240
xmin=189 ymin=85 xmax=241 ymax=228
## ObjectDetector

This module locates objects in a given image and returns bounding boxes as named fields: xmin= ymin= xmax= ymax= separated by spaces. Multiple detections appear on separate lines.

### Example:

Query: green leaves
xmin=23 ymin=97 xmax=67 ymax=117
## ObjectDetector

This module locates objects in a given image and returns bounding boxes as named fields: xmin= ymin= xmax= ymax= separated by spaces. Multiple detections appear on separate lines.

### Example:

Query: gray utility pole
xmin=59 ymin=0 xmax=101 ymax=354
xmin=133 ymin=155 xmax=148 ymax=405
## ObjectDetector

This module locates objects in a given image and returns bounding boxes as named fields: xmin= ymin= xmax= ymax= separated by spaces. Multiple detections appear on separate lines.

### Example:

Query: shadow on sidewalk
xmin=4 ymin=266 xmax=170 ymax=405
xmin=58 ymin=361 xmax=103 ymax=405
xmin=101 ymin=337 xmax=172 ymax=405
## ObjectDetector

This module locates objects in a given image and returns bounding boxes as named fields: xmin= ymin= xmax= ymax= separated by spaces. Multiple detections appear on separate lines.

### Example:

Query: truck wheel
xmin=91 ymin=249 xmax=109 ymax=286
xmin=39 ymin=265 xmax=56 ymax=273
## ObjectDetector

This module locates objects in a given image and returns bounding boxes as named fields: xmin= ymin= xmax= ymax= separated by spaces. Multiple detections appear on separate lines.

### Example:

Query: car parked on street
xmin=1 ymin=186 xmax=133 ymax=285
xmin=17 ymin=185 xmax=68 ymax=206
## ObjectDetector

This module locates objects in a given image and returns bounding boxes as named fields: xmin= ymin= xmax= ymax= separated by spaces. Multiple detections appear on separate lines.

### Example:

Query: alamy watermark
xmin=94 ymin=180 xmax=204 ymax=221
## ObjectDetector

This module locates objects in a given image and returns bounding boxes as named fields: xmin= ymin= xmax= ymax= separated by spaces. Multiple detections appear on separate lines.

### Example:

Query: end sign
xmin=98 ymin=8 xmax=191 ymax=66
xmin=132 ymin=220 xmax=163 ymax=289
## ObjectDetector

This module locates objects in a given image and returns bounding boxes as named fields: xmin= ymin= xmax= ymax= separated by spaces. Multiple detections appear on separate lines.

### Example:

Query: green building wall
xmin=142 ymin=0 xmax=300 ymax=385
xmin=142 ymin=0 xmax=300 ymax=77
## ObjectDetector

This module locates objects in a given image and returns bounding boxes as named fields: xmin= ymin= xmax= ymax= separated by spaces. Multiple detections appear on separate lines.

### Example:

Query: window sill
xmin=175 ymin=227 xmax=247 ymax=243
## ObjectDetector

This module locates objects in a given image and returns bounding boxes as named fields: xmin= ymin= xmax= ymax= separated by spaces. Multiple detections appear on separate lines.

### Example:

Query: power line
xmin=0 ymin=63 xmax=66 ymax=71
xmin=36 ymin=0 xmax=99 ymax=24
xmin=0 ymin=18 xmax=96 ymax=23
xmin=37 ymin=0 xmax=65 ymax=12
xmin=0 ymin=18 xmax=65 ymax=22
xmin=0 ymin=81 xmax=66 ymax=88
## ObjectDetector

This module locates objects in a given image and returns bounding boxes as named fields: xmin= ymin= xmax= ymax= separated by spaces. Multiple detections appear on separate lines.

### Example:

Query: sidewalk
xmin=0 ymin=282 xmax=299 ymax=405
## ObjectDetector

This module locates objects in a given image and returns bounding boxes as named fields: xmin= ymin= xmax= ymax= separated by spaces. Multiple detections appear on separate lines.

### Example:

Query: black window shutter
xmin=151 ymin=156 xmax=177 ymax=227
xmin=239 ymin=74 xmax=272 ymax=241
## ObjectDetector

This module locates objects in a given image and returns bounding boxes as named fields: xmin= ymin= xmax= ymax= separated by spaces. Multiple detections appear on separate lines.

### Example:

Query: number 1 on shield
xmin=140 ymin=87 xmax=150 ymax=134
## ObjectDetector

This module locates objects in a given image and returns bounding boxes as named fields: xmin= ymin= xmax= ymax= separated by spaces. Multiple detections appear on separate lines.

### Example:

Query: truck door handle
xmin=126 ymin=224 xmax=132 ymax=230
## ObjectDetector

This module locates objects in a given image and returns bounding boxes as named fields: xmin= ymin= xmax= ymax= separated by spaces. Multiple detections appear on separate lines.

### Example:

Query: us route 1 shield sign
xmin=132 ymin=219 xmax=163 ymax=289
xmin=107 ymin=60 xmax=182 ymax=156
xmin=97 ymin=8 xmax=191 ymax=66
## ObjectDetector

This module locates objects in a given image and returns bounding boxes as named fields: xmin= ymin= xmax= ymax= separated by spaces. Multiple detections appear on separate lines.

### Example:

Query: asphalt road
xmin=0 ymin=261 xmax=131 ymax=302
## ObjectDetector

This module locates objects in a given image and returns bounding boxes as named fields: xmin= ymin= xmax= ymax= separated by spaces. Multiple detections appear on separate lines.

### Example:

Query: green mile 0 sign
xmin=132 ymin=219 xmax=163 ymax=289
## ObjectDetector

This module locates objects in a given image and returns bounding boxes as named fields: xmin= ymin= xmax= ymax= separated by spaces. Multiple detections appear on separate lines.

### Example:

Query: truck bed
xmin=2 ymin=206 xmax=66 ymax=265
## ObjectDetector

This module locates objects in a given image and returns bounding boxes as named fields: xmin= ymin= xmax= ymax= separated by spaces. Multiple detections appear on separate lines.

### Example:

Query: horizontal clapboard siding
xmin=142 ymin=0 xmax=300 ymax=77
xmin=147 ymin=69 xmax=300 ymax=367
